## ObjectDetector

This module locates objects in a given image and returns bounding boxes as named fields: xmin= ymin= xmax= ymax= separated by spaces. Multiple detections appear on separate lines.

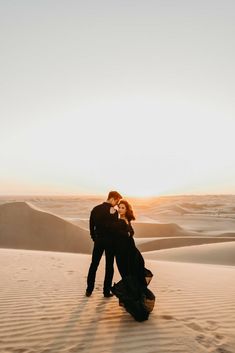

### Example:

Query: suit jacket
xmin=89 ymin=202 xmax=119 ymax=240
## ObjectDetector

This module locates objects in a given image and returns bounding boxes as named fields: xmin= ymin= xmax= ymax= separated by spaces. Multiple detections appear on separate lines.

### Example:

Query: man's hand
xmin=110 ymin=207 xmax=116 ymax=214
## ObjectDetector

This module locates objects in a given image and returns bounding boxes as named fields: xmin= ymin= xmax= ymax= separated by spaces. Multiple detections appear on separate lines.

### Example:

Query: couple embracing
xmin=86 ymin=191 xmax=155 ymax=322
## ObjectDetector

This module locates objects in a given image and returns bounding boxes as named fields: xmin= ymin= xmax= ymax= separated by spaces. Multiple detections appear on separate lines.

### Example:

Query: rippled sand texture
xmin=1 ymin=195 xmax=235 ymax=352
xmin=1 ymin=248 xmax=235 ymax=353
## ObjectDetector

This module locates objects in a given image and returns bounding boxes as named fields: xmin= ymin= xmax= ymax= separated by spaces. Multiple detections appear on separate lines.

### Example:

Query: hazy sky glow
xmin=1 ymin=1 xmax=235 ymax=197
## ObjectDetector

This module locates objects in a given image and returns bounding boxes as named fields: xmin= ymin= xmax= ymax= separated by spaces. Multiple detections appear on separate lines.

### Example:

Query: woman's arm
xmin=128 ymin=223 xmax=135 ymax=237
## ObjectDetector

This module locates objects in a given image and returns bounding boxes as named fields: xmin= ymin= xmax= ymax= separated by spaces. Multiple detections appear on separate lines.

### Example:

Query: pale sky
xmin=0 ymin=0 xmax=235 ymax=197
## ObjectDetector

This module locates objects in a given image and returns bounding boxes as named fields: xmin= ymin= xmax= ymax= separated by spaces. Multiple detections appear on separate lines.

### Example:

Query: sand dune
xmin=68 ymin=220 xmax=198 ymax=238
xmin=65 ymin=218 xmax=90 ymax=230
xmin=216 ymin=232 xmax=235 ymax=237
xmin=3 ymin=194 xmax=235 ymax=235
xmin=133 ymin=221 xmax=196 ymax=238
xmin=144 ymin=241 xmax=235 ymax=266
xmin=137 ymin=236 xmax=235 ymax=252
xmin=0 ymin=202 xmax=92 ymax=254
xmin=65 ymin=220 xmax=197 ymax=238
xmin=0 ymin=248 xmax=235 ymax=353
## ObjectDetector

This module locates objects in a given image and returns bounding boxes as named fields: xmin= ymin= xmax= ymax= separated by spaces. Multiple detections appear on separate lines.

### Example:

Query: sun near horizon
xmin=1 ymin=1 xmax=235 ymax=198
xmin=1 ymin=113 xmax=235 ymax=197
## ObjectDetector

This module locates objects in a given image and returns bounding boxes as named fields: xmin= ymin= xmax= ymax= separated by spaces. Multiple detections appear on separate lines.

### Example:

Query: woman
xmin=111 ymin=200 xmax=155 ymax=322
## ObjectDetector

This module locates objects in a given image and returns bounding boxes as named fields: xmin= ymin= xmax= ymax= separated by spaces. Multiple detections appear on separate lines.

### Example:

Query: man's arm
xmin=89 ymin=209 xmax=96 ymax=241
xmin=103 ymin=211 xmax=126 ymax=233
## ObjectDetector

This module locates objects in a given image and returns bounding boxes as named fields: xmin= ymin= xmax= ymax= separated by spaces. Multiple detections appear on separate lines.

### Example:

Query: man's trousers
xmin=87 ymin=237 xmax=114 ymax=295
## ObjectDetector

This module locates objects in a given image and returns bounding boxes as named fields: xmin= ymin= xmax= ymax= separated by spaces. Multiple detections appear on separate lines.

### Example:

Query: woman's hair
xmin=118 ymin=199 xmax=136 ymax=222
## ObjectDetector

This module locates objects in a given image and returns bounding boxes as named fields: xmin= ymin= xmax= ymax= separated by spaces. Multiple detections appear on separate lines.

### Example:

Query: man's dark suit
xmin=87 ymin=202 xmax=118 ymax=295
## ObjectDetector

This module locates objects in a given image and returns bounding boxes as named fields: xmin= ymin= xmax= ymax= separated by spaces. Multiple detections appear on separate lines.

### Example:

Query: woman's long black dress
xmin=111 ymin=219 xmax=155 ymax=322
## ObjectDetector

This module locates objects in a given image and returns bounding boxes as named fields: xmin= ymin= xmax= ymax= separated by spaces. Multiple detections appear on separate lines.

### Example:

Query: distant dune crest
xmin=0 ymin=197 xmax=235 ymax=267
xmin=0 ymin=202 xmax=92 ymax=254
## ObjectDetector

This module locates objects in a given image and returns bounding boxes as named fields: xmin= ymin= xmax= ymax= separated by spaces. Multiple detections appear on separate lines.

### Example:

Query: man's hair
xmin=107 ymin=190 xmax=122 ymax=200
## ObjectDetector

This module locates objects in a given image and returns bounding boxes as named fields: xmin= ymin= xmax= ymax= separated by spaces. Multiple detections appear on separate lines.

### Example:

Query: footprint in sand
xmin=205 ymin=320 xmax=219 ymax=331
xmin=160 ymin=314 xmax=175 ymax=320
xmin=182 ymin=317 xmax=196 ymax=322
xmin=214 ymin=333 xmax=224 ymax=341
xmin=169 ymin=288 xmax=182 ymax=293
xmin=213 ymin=347 xmax=234 ymax=353
xmin=195 ymin=334 xmax=213 ymax=349
xmin=183 ymin=318 xmax=219 ymax=334
xmin=184 ymin=319 xmax=227 ymax=352
xmin=186 ymin=322 xmax=204 ymax=332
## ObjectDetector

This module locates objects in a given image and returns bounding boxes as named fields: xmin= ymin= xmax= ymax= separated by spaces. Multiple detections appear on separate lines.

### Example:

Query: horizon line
xmin=1 ymin=193 xmax=235 ymax=199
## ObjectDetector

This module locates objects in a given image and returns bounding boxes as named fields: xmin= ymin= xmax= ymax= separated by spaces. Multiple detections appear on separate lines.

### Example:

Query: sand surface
xmin=137 ymin=236 xmax=235 ymax=252
xmin=0 ymin=195 xmax=235 ymax=352
xmin=1 ymin=248 xmax=235 ymax=353
xmin=144 ymin=241 xmax=235 ymax=266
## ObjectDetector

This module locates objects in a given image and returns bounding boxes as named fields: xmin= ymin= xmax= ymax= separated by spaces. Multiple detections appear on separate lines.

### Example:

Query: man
xmin=86 ymin=190 xmax=122 ymax=298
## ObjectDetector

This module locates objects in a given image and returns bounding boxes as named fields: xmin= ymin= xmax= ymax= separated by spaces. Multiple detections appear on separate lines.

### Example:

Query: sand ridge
xmin=1 ymin=200 xmax=235 ymax=257
xmin=0 ymin=202 xmax=92 ymax=254
xmin=137 ymin=236 xmax=235 ymax=252
xmin=144 ymin=241 xmax=235 ymax=266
